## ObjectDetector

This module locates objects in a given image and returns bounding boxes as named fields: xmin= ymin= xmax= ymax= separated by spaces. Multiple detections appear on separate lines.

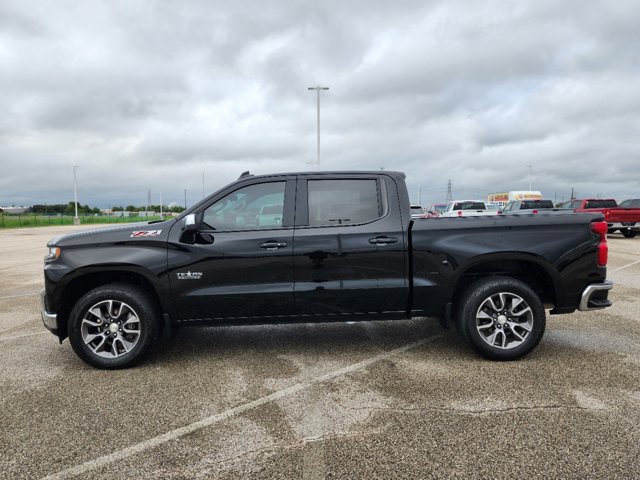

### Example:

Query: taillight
xmin=532 ymin=209 xmax=538 ymax=214
xmin=591 ymin=220 xmax=608 ymax=267
xmin=457 ymin=210 xmax=462 ymax=217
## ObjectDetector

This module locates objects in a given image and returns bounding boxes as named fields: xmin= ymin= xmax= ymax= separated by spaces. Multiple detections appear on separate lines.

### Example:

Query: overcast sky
xmin=1 ymin=0 xmax=639 ymax=208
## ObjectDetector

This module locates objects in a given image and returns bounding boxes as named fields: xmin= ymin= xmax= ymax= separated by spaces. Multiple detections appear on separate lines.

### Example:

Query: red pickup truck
xmin=562 ymin=199 xmax=640 ymax=238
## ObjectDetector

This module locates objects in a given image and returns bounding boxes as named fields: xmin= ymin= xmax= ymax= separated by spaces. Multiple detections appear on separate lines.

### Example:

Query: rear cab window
xmin=584 ymin=200 xmax=617 ymax=209
xmin=521 ymin=200 xmax=554 ymax=209
xmin=453 ymin=202 xmax=486 ymax=210
xmin=306 ymin=179 xmax=384 ymax=226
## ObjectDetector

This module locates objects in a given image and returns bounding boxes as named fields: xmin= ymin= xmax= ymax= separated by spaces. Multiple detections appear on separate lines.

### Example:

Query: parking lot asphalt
xmin=0 ymin=226 xmax=638 ymax=479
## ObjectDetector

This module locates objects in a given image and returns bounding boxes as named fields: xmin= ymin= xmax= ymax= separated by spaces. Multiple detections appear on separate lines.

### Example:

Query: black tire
xmin=622 ymin=230 xmax=637 ymax=238
xmin=456 ymin=276 xmax=545 ymax=360
xmin=68 ymin=284 xmax=160 ymax=369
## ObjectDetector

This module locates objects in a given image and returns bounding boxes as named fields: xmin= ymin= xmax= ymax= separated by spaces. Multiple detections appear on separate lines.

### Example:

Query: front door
xmin=168 ymin=178 xmax=296 ymax=322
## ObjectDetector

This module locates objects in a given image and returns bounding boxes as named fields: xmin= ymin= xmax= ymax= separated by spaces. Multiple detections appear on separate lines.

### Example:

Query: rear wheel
xmin=68 ymin=284 xmax=159 ymax=369
xmin=622 ymin=230 xmax=637 ymax=238
xmin=456 ymin=276 xmax=545 ymax=360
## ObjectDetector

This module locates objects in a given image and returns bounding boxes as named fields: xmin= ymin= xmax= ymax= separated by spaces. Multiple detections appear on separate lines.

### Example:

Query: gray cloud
xmin=1 ymin=0 xmax=639 ymax=209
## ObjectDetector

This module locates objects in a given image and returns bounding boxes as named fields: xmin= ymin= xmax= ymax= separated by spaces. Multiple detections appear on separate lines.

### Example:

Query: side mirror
xmin=182 ymin=213 xmax=198 ymax=232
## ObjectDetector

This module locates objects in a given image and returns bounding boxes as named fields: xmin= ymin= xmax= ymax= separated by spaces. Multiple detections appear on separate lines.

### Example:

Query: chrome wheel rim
xmin=475 ymin=292 xmax=533 ymax=350
xmin=80 ymin=300 xmax=141 ymax=359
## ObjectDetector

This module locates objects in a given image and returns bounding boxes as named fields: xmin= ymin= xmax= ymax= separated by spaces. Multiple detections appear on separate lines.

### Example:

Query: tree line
xmin=27 ymin=202 xmax=185 ymax=215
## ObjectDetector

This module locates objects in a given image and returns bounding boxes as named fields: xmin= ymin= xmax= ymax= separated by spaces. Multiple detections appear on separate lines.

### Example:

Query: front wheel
xmin=456 ymin=276 xmax=545 ymax=360
xmin=68 ymin=284 xmax=159 ymax=369
xmin=622 ymin=230 xmax=637 ymax=238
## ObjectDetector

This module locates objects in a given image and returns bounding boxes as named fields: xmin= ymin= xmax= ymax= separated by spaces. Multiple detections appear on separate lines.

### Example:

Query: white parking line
xmin=41 ymin=333 xmax=446 ymax=480
xmin=0 ymin=331 xmax=48 ymax=341
xmin=0 ymin=292 xmax=40 ymax=300
xmin=610 ymin=259 xmax=640 ymax=273
xmin=0 ymin=261 xmax=42 ymax=271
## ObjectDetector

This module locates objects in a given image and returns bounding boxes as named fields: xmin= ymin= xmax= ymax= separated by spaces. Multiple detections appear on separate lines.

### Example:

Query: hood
xmin=47 ymin=220 xmax=174 ymax=247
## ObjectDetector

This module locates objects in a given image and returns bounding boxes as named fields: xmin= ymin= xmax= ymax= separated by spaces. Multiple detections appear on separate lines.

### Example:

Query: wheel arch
xmin=56 ymin=267 xmax=166 ymax=341
xmin=449 ymin=253 xmax=560 ymax=312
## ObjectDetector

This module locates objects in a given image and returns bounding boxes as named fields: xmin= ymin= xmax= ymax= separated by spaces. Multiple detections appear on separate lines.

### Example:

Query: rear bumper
xmin=40 ymin=289 xmax=59 ymax=334
xmin=578 ymin=281 xmax=613 ymax=311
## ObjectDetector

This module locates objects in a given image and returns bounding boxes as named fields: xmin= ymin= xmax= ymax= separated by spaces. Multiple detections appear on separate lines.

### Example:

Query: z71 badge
xmin=130 ymin=230 xmax=162 ymax=237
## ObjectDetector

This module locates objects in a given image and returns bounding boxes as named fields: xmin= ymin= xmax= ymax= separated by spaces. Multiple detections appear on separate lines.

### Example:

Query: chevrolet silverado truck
xmin=41 ymin=171 xmax=613 ymax=369
xmin=562 ymin=198 xmax=640 ymax=238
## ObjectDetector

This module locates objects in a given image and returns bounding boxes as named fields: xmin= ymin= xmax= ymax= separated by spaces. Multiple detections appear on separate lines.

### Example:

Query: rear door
xmin=292 ymin=174 xmax=408 ymax=317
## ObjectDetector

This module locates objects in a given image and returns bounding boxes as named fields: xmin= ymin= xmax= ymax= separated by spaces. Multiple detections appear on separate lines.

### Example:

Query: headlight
xmin=45 ymin=246 xmax=61 ymax=262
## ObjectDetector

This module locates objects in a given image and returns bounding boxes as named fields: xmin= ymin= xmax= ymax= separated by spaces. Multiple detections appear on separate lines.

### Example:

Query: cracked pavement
xmin=0 ymin=226 xmax=638 ymax=479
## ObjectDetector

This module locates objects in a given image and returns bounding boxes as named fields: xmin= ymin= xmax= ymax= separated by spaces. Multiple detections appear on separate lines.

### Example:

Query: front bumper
xmin=40 ymin=289 xmax=59 ymax=334
xmin=578 ymin=281 xmax=613 ymax=311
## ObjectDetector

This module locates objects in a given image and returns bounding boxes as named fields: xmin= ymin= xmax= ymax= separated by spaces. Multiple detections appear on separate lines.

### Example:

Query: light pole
xmin=307 ymin=85 xmax=329 ymax=169
xmin=526 ymin=165 xmax=533 ymax=191
xmin=73 ymin=165 xmax=80 ymax=225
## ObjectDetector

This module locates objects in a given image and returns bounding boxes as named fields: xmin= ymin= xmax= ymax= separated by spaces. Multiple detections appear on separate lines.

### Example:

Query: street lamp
xmin=307 ymin=85 xmax=329 ymax=169
xmin=73 ymin=165 xmax=80 ymax=225
xmin=526 ymin=165 xmax=533 ymax=191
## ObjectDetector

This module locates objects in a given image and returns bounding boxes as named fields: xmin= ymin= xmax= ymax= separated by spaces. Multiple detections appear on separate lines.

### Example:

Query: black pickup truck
xmin=41 ymin=171 xmax=613 ymax=368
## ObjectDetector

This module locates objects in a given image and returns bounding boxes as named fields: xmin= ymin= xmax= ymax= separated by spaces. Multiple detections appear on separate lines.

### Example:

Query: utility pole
xmin=202 ymin=170 xmax=205 ymax=199
xmin=184 ymin=189 xmax=187 ymax=209
xmin=307 ymin=85 xmax=329 ymax=169
xmin=446 ymin=179 xmax=453 ymax=203
xmin=526 ymin=165 xmax=533 ymax=191
xmin=72 ymin=165 xmax=80 ymax=225
xmin=160 ymin=191 xmax=163 ymax=218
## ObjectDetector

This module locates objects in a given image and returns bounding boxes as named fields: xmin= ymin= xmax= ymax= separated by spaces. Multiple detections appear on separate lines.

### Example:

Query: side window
xmin=307 ymin=179 xmax=383 ymax=226
xmin=203 ymin=182 xmax=286 ymax=231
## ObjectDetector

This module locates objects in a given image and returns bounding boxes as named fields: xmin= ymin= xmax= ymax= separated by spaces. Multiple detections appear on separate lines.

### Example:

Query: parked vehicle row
xmin=419 ymin=195 xmax=640 ymax=239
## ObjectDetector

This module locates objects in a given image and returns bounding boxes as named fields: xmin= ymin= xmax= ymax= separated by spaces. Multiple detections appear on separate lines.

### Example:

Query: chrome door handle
xmin=259 ymin=241 xmax=288 ymax=250
xmin=369 ymin=236 xmax=398 ymax=245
